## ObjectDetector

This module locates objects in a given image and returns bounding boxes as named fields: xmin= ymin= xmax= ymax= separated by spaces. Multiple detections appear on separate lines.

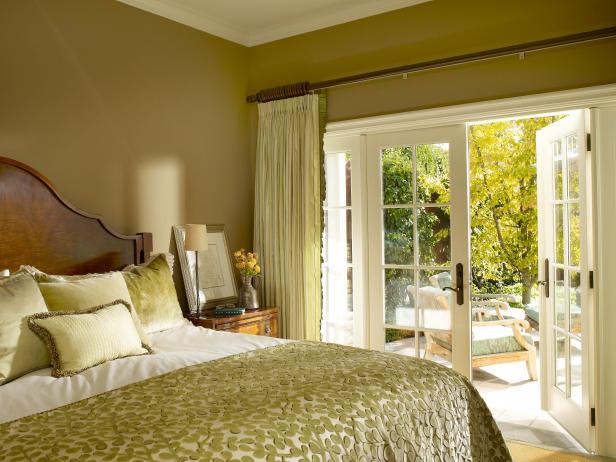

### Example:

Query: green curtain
xmin=254 ymin=94 xmax=322 ymax=340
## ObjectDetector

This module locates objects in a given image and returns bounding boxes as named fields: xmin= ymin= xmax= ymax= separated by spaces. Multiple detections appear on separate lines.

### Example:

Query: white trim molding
xmin=326 ymin=84 xmax=616 ymax=136
xmin=117 ymin=0 xmax=431 ymax=47
xmin=117 ymin=0 xmax=249 ymax=45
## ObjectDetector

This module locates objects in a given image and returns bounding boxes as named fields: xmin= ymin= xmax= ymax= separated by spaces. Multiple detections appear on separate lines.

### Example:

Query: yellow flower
xmin=247 ymin=261 xmax=255 ymax=269
xmin=236 ymin=262 xmax=246 ymax=270
xmin=247 ymin=252 xmax=253 ymax=259
xmin=233 ymin=251 xmax=242 ymax=258
xmin=254 ymin=265 xmax=261 ymax=274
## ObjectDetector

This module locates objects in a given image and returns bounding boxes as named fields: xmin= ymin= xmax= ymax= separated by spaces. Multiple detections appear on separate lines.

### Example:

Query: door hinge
xmin=589 ymin=270 xmax=594 ymax=289
xmin=591 ymin=407 xmax=596 ymax=427
xmin=587 ymin=133 xmax=592 ymax=151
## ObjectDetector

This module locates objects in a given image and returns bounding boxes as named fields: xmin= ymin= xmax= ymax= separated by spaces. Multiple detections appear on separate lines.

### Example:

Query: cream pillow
xmin=28 ymin=301 xmax=151 ymax=377
xmin=0 ymin=274 xmax=50 ymax=384
xmin=0 ymin=269 xmax=9 ymax=277
xmin=37 ymin=272 xmax=151 ymax=348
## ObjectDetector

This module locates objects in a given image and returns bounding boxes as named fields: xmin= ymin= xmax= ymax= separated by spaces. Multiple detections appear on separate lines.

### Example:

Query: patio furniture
xmin=523 ymin=300 xmax=582 ymax=335
xmin=429 ymin=272 xmax=527 ymax=322
xmin=410 ymin=284 xmax=538 ymax=381
xmin=525 ymin=302 xmax=540 ymax=331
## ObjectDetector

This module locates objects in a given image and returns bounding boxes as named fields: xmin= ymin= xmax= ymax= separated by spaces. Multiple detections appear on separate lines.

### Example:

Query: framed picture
xmin=173 ymin=224 xmax=238 ymax=311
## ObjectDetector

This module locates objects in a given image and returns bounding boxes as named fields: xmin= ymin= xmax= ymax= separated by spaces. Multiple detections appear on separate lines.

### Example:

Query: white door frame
xmin=364 ymin=125 xmax=471 ymax=377
xmin=325 ymin=83 xmax=616 ymax=457
xmin=536 ymin=111 xmax=593 ymax=449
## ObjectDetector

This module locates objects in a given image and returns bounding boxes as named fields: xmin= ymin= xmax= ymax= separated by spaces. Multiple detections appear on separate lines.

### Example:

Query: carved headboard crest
xmin=0 ymin=156 xmax=152 ymax=274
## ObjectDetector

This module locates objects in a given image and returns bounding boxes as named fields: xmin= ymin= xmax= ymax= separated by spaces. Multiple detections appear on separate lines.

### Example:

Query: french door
xmin=537 ymin=110 xmax=595 ymax=450
xmin=366 ymin=125 xmax=472 ymax=378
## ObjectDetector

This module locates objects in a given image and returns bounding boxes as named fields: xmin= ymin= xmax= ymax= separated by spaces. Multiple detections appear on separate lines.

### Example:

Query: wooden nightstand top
xmin=187 ymin=307 xmax=279 ymax=338
xmin=188 ymin=307 xmax=278 ymax=324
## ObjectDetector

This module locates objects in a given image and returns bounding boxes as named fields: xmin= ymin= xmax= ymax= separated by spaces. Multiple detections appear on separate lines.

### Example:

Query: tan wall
xmin=0 ymin=0 xmax=251 ymax=255
xmin=248 ymin=0 xmax=616 ymax=121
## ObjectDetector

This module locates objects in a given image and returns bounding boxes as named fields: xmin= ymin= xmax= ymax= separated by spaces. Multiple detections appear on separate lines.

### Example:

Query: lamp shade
xmin=184 ymin=224 xmax=208 ymax=251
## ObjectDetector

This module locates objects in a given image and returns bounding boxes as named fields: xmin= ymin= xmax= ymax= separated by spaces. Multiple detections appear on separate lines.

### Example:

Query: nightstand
xmin=187 ymin=307 xmax=279 ymax=338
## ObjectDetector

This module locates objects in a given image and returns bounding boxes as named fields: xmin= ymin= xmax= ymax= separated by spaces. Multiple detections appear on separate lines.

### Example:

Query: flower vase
xmin=239 ymin=275 xmax=259 ymax=309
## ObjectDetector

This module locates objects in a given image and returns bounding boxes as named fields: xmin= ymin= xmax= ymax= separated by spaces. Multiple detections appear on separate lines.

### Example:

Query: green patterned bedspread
xmin=1 ymin=342 xmax=511 ymax=461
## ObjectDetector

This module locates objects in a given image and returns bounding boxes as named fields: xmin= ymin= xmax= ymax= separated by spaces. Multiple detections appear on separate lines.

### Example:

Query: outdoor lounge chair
xmin=409 ymin=284 xmax=538 ymax=381
xmin=429 ymin=272 xmax=527 ymax=322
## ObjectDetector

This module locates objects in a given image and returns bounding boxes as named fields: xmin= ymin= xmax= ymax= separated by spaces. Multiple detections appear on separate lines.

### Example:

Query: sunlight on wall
xmin=133 ymin=157 xmax=185 ymax=253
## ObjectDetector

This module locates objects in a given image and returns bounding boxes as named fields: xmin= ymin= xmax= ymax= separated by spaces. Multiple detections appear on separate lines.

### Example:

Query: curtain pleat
xmin=254 ymin=94 xmax=322 ymax=340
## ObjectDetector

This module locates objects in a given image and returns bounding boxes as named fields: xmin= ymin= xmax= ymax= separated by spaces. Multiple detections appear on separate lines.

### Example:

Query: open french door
xmin=537 ymin=110 xmax=595 ymax=450
xmin=366 ymin=125 xmax=472 ymax=378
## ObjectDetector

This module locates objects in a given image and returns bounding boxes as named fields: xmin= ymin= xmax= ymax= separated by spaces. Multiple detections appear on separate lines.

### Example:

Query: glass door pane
xmin=549 ymin=130 xmax=582 ymax=398
xmin=380 ymin=142 xmax=453 ymax=363
xmin=322 ymin=152 xmax=354 ymax=346
xmin=367 ymin=125 xmax=470 ymax=378
xmin=537 ymin=110 xmax=592 ymax=449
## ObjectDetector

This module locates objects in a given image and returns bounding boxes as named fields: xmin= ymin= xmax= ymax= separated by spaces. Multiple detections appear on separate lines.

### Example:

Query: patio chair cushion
xmin=432 ymin=326 xmax=534 ymax=357
xmin=428 ymin=272 xmax=452 ymax=289
xmin=525 ymin=304 xmax=540 ymax=325
xmin=481 ymin=307 xmax=527 ymax=322
xmin=523 ymin=303 xmax=581 ymax=326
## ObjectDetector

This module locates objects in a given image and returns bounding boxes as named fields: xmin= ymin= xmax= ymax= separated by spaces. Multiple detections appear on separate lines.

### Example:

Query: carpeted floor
xmin=507 ymin=440 xmax=614 ymax=461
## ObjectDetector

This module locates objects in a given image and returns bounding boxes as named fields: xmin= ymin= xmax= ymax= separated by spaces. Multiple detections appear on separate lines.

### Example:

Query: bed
xmin=0 ymin=156 xmax=512 ymax=461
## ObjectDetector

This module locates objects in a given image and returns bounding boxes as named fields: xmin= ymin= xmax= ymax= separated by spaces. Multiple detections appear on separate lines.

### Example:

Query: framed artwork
xmin=173 ymin=224 xmax=238 ymax=311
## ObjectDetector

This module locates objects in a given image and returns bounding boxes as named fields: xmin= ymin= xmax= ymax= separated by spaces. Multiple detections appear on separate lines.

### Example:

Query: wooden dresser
xmin=187 ymin=307 xmax=279 ymax=338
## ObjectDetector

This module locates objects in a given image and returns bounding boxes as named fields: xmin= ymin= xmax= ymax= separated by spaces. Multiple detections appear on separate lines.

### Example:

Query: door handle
xmin=537 ymin=258 xmax=550 ymax=298
xmin=443 ymin=263 xmax=464 ymax=306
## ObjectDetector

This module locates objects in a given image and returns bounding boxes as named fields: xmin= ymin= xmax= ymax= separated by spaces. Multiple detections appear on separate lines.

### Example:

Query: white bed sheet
xmin=0 ymin=325 xmax=288 ymax=424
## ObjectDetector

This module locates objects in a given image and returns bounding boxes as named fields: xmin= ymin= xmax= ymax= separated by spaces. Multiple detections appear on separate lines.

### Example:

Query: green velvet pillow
xmin=0 ymin=273 xmax=50 ymax=384
xmin=122 ymin=254 xmax=186 ymax=334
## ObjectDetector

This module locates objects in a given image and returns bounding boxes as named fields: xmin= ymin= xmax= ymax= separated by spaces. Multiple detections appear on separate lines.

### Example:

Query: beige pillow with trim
xmin=37 ymin=272 xmax=151 ymax=348
xmin=28 ymin=301 xmax=151 ymax=377
xmin=0 ymin=273 xmax=50 ymax=384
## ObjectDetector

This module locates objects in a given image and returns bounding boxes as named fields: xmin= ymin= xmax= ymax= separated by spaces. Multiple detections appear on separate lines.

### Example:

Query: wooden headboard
xmin=0 ymin=156 xmax=152 ymax=275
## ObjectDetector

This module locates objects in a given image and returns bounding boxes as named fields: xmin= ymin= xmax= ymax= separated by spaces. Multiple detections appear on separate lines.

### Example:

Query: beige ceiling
xmin=117 ymin=0 xmax=430 ymax=46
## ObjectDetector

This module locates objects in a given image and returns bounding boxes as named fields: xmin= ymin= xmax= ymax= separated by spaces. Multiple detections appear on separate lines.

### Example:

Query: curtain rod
xmin=246 ymin=26 xmax=616 ymax=103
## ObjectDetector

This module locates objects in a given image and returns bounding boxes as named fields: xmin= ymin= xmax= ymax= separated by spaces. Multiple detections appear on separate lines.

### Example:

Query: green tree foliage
xmin=469 ymin=116 xmax=563 ymax=304
xmin=381 ymin=144 xmax=450 ymax=325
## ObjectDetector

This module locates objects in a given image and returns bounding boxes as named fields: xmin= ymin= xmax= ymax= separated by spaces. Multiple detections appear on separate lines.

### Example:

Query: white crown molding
xmin=117 ymin=0 xmax=250 ymax=45
xmin=247 ymin=0 xmax=431 ymax=47
xmin=117 ymin=0 xmax=431 ymax=47
xmin=325 ymin=84 xmax=616 ymax=137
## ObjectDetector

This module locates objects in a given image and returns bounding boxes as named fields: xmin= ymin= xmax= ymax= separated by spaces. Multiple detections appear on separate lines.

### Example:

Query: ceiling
xmin=117 ymin=0 xmax=431 ymax=47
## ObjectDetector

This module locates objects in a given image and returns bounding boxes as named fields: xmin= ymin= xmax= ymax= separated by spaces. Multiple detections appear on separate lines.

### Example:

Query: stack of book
xmin=213 ymin=307 xmax=245 ymax=317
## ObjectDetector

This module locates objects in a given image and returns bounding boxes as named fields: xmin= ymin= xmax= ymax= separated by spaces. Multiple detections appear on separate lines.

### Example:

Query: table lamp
xmin=184 ymin=224 xmax=208 ymax=317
